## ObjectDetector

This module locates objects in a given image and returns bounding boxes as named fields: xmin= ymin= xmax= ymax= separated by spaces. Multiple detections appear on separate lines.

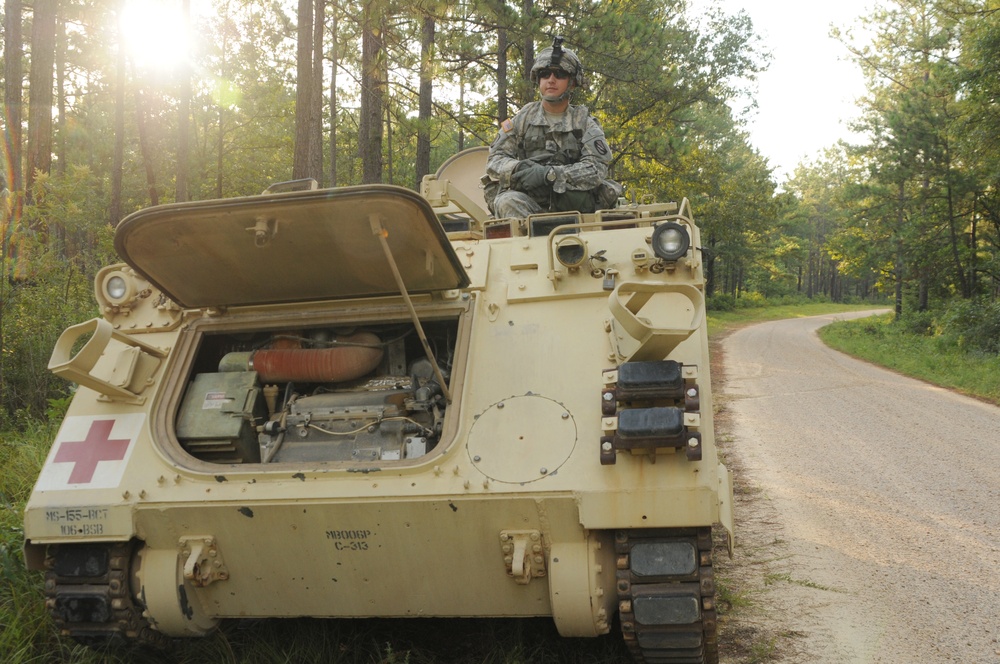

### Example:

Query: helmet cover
xmin=529 ymin=39 xmax=585 ymax=89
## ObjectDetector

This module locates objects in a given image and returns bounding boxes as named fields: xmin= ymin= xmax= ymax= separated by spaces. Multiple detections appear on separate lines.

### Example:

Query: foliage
xmin=706 ymin=293 xmax=737 ymax=312
xmin=0 ymin=168 xmax=113 ymax=423
xmin=935 ymin=297 xmax=1000 ymax=355
xmin=828 ymin=0 xmax=1000 ymax=318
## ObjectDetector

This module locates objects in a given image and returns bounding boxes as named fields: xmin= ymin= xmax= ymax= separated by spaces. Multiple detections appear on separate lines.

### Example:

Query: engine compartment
xmin=175 ymin=319 xmax=458 ymax=465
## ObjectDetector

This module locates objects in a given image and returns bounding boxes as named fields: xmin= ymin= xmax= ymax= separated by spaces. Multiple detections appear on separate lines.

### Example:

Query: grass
xmin=818 ymin=313 xmax=1000 ymax=405
xmin=762 ymin=573 xmax=843 ymax=594
xmin=747 ymin=637 xmax=779 ymax=664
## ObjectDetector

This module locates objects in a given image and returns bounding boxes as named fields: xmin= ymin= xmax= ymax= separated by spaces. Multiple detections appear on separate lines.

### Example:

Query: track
xmin=44 ymin=541 xmax=169 ymax=649
xmin=617 ymin=527 xmax=717 ymax=664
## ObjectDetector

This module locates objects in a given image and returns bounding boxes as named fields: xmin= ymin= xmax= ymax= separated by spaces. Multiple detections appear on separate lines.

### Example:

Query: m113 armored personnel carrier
xmin=24 ymin=147 xmax=733 ymax=663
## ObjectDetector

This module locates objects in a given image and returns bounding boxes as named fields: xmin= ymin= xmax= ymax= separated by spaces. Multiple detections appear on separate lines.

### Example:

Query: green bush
xmin=735 ymin=291 xmax=767 ymax=309
xmin=856 ymin=313 xmax=891 ymax=337
xmin=896 ymin=309 xmax=936 ymax=336
xmin=707 ymin=293 xmax=736 ymax=311
xmin=938 ymin=298 xmax=1000 ymax=355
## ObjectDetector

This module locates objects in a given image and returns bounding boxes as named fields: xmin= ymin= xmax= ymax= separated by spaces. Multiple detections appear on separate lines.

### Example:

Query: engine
xmin=175 ymin=322 xmax=454 ymax=465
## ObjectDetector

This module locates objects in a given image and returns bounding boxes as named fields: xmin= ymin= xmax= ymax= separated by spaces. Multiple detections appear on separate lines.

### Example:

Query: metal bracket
xmin=500 ymin=530 xmax=546 ymax=584
xmin=179 ymin=536 xmax=229 ymax=588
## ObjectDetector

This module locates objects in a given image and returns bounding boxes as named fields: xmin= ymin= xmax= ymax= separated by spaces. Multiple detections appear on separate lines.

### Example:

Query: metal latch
xmin=499 ymin=530 xmax=546 ymax=584
xmin=180 ymin=536 xmax=229 ymax=588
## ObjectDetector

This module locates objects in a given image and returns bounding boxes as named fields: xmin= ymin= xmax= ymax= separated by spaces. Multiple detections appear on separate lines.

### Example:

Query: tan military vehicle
xmin=24 ymin=147 xmax=733 ymax=663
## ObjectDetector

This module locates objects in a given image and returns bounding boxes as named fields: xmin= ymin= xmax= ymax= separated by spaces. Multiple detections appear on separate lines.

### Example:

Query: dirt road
xmin=716 ymin=312 xmax=1000 ymax=663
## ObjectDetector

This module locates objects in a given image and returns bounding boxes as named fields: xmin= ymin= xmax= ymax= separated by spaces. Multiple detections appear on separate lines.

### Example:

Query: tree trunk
xmin=806 ymin=249 xmax=815 ymax=298
xmin=521 ymin=0 xmax=534 ymax=105
xmin=329 ymin=1 xmax=338 ymax=186
xmin=216 ymin=105 xmax=225 ymax=198
xmin=944 ymin=171 xmax=969 ymax=298
xmin=894 ymin=181 xmax=905 ymax=318
xmin=309 ymin=0 xmax=325 ymax=184
xmin=414 ymin=14 xmax=434 ymax=189
xmin=293 ymin=0 xmax=314 ymax=180
xmin=26 ymin=0 xmax=58 ymax=209
xmin=215 ymin=11 xmax=229 ymax=199
xmin=109 ymin=0 xmax=126 ymax=226
xmin=704 ymin=236 xmax=716 ymax=296
xmin=131 ymin=63 xmax=159 ymax=207
xmin=970 ymin=195 xmax=977 ymax=295
xmin=56 ymin=16 xmax=65 ymax=177
xmin=359 ymin=0 xmax=383 ymax=184
xmin=457 ymin=81 xmax=464 ymax=152
xmin=497 ymin=27 xmax=508 ymax=123
xmin=176 ymin=0 xmax=191 ymax=202
xmin=385 ymin=93 xmax=392 ymax=184
xmin=0 ymin=0 xmax=24 ymax=415
xmin=4 ymin=0 xmax=24 ymax=252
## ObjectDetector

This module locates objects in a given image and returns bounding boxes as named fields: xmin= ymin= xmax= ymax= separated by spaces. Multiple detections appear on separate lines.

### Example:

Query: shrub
xmin=897 ymin=309 xmax=936 ymax=336
xmin=938 ymin=298 xmax=1000 ymax=355
xmin=735 ymin=291 xmax=767 ymax=309
xmin=707 ymin=294 xmax=736 ymax=312
xmin=858 ymin=313 xmax=891 ymax=337
xmin=1 ymin=169 xmax=113 ymax=422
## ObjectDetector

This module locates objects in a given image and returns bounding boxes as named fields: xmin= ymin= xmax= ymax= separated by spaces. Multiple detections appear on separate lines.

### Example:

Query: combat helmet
xmin=529 ymin=37 xmax=585 ymax=91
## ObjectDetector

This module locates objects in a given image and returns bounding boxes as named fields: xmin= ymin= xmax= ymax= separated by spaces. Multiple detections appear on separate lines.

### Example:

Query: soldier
xmin=485 ymin=38 xmax=622 ymax=218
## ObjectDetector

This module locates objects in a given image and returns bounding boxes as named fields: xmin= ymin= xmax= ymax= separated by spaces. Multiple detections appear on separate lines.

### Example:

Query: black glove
xmin=510 ymin=161 xmax=549 ymax=192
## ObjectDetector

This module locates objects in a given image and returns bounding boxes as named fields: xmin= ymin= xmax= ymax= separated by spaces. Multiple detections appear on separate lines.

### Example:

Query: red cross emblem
xmin=53 ymin=419 xmax=131 ymax=484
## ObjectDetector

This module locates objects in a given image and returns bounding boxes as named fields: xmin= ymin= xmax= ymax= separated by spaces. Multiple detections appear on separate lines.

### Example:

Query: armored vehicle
xmin=24 ymin=147 xmax=733 ymax=663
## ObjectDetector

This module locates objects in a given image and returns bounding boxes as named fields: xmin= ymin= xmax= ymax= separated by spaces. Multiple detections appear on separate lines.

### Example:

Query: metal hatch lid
xmin=114 ymin=185 xmax=471 ymax=309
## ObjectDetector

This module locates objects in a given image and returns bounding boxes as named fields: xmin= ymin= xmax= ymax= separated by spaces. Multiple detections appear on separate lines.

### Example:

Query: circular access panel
xmin=467 ymin=394 xmax=577 ymax=484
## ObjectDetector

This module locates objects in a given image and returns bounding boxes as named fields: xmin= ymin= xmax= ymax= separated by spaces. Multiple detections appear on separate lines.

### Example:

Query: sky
xmin=694 ymin=0 xmax=875 ymax=183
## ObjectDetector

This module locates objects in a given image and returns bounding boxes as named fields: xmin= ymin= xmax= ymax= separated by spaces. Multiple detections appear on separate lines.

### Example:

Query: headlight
xmin=102 ymin=270 xmax=135 ymax=304
xmin=106 ymin=275 xmax=128 ymax=299
xmin=651 ymin=222 xmax=690 ymax=262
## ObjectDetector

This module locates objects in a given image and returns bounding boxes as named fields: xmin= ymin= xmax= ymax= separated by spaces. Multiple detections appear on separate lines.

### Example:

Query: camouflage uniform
xmin=486 ymin=101 xmax=620 ymax=218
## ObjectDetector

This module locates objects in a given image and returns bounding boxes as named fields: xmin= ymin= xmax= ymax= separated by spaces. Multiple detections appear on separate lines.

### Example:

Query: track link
xmin=43 ymin=540 xmax=169 ymax=649
xmin=616 ymin=527 xmax=717 ymax=664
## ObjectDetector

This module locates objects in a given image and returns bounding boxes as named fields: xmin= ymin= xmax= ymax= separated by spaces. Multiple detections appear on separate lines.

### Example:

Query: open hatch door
xmin=114 ymin=185 xmax=471 ymax=309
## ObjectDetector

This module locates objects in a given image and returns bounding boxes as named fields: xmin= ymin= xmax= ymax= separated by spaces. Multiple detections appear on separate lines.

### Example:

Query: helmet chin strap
xmin=541 ymin=82 xmax=575 ymax=104
xmin=541 ymin=92 xmax=570 ymax=103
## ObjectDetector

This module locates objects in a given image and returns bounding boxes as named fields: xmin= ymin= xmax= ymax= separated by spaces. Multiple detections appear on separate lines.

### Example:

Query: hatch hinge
xmin=179 ymin=536 xmax=229 ymax=588
xmin=500 ymin=530 xmax=546 ymax=585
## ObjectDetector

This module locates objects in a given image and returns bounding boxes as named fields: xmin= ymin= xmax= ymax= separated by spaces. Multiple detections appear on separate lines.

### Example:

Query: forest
xmin=1 ymin=0 xmax=999 ymax=422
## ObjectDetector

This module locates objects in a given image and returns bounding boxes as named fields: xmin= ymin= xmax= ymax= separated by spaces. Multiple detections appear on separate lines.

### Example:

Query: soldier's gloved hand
xmin=510 ymin=161 xmax=549 ymax=192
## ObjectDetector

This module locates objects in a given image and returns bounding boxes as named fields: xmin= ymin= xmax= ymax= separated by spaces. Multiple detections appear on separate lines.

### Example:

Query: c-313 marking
xmin=326 ymin=529 xmax=374 ymax=551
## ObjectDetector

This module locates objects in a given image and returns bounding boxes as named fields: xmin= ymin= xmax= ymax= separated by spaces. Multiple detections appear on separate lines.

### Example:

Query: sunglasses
xmin=537 ymin=68 xmax=570 ymax=80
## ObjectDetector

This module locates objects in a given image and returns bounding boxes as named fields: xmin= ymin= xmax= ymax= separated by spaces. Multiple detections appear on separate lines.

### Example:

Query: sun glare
xmin=119 ymin=0 xmax=192 ymax=72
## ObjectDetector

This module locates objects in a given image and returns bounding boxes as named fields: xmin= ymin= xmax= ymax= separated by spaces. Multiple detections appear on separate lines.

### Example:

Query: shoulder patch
xmin=501 ymin=119 xmax=514 ymax=133
xmin=595 ymin=140 xmax=608 ymax=156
